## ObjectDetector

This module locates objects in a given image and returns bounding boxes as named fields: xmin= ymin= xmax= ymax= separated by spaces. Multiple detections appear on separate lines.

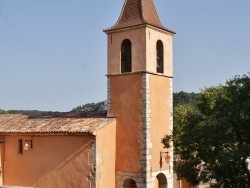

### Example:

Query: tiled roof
xmin=0 ymin=114 xmax=115 ymax=135
xmin=0 ymin=186 xmax=34 ymax=188
xmin=104 ymin=0 xmax=175 ymax=33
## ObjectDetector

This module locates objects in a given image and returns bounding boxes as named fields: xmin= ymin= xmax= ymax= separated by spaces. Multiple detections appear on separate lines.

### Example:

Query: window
xmin=18 ymin=139 xmax=23 ymax=154
xmin=156 ymin=40 xmax=164 ymax=73
xmin=121 ymin=39 xmax=132 ymax=73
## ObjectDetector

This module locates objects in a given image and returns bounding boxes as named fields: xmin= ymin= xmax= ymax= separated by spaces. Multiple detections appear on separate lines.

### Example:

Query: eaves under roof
xmin=104 ymin=0 xmax=175 ymax=34
xmin=0 ymin=114 xmax=115 ymax=135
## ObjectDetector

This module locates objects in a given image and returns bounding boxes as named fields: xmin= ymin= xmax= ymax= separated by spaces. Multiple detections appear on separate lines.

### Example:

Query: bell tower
xmin=104 ymin=0 xmax=175 ymax=187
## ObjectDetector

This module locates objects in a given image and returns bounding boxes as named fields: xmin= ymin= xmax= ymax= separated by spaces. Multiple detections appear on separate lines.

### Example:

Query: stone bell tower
xmin=104 ymin=0 xmax=175 ymax=187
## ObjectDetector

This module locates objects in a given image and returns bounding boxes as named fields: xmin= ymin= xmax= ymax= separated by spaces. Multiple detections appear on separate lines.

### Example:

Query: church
xmin=0 ymin=0 xmax=177 ymax=187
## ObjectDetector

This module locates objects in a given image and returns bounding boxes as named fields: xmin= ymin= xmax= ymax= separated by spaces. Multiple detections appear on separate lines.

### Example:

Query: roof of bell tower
xmin=104 ymin=0 xmax=175 ymax=33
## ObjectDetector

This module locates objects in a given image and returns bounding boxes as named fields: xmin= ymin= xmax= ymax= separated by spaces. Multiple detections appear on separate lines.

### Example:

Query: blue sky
xmin=0 ymin=0 xmax=249 ymax=111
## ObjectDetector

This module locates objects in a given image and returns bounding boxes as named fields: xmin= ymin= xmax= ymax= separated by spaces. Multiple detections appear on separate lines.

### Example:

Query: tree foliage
xmin=163 ymin=74 xmax=250 ymax=187
xmin=173 ymin=91 xmax=200 ymax=108
xmin=0 ymin=109 xmax=7 ymax=114
xmin=71 ymin=101 xmax=107 ymax=113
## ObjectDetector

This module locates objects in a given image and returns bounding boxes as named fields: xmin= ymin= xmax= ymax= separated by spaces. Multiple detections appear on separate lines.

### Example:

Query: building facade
xmin=0 ymin=0 xmax=175 ymax=187
xmin=104 ymin=0 xmax=175 ymax=187
xmin=0 ymin=115 xmax=117 ymax=187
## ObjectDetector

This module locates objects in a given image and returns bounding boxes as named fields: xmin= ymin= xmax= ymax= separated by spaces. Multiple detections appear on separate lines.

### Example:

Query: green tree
xmin=173 ymin=91 xmax=200 ymax=108
xmin=163 ymin=74 xmax=250 ymax=187
xmin=0 ymin=108 xmax=7 ymax=114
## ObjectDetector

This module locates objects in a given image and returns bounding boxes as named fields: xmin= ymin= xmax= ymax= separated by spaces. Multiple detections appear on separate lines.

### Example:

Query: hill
xmin=1 ymin=92 xmax=198 ymax=116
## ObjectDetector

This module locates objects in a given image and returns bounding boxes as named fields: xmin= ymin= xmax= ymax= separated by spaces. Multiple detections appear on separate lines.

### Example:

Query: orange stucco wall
xmin=0 ymin=141 xmax=4 ymax=185
xmin=146 ymin=27 xmax=173 ymax=77
xmin=109 ymin=74 xmax=143 ymax=173
xmin=107 ymin=27 xmax=147 ymax=74
xmin=149 ymin=74 xmax=171 ymax=172
xmin=108 ymin=73 xmax=172 ymax=174
xmin=96 ymin=120 xmax=116 ymax=187
xmin=3 ymin=135 xmax=94 ymax=188
xmin=107 ymin=26 xmax=173 ymax=77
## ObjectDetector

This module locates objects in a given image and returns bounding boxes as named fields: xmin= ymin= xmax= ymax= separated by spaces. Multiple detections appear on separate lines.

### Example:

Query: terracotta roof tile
xmin=0 ymin=114 xmax=115 ymax=135
xmin=104 ymin=0 xmax=175 ymax=33
xmin=1 ymin=186 xmax=34 ymax=188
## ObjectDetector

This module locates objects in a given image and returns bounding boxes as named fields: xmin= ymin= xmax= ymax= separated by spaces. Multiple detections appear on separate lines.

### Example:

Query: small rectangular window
xmin=18 ymin=139 xmax=23 ymax=154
